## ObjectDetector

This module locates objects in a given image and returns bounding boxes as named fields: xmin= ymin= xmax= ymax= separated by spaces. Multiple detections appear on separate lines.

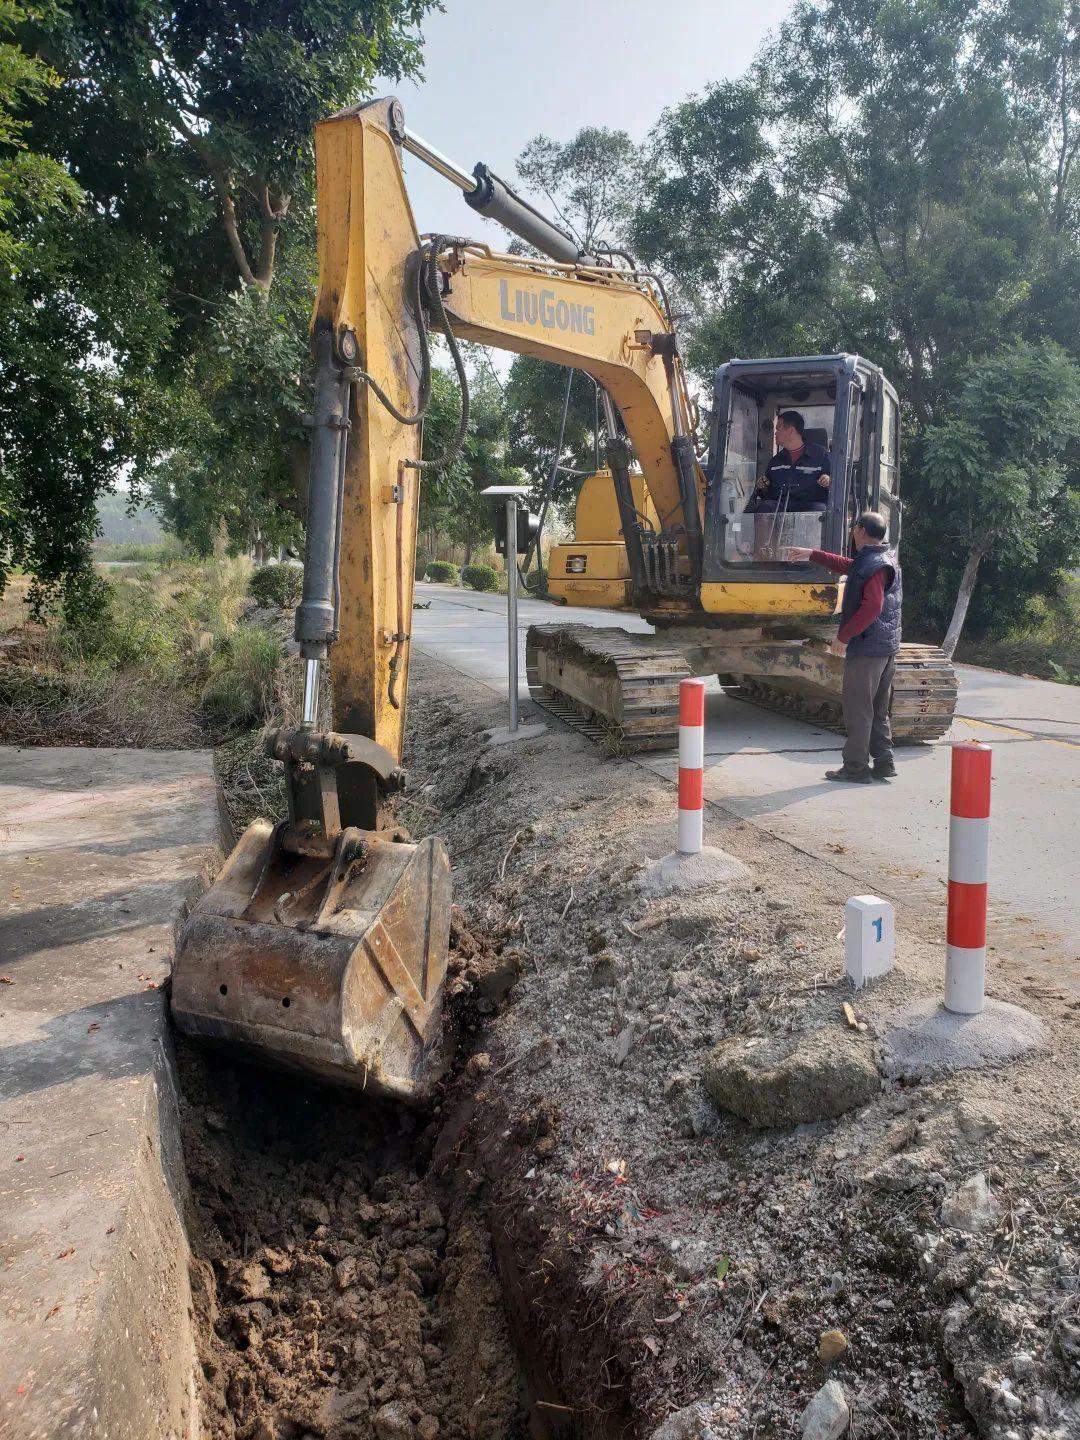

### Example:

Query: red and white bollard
xmin=946 ymin=741 xmax=992 ymax=1014
xmin=677 ymin=678 xmax=706 ymax=855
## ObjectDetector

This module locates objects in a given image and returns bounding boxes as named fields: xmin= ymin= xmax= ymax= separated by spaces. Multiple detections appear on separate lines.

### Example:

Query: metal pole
xmin=506 ymin=497 xmax=520 ymax=731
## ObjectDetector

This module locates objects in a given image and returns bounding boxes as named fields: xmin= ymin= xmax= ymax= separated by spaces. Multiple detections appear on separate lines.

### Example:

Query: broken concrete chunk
xmin=704 ymin=1028 xmax=880 ymax=1129
xmin=799 ymin=1379 xmax=850 ymax=1439
xmin=940 ymin=1172 xmax=995 ymax=1233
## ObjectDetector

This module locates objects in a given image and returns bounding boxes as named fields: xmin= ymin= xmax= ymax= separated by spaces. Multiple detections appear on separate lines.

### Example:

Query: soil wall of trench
xmin=177 ymin=650 xmax=1080 ymax=1440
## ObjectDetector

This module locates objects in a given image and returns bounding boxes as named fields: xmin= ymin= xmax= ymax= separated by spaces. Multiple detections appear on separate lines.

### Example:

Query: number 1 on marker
xmin=872 ymin=917 xmax=883 ymax=943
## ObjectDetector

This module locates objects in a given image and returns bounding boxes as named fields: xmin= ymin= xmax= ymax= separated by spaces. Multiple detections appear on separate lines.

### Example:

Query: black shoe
xmin=872 ymin=762 xmax=897 ymax=781
xmin=825 ymin=766 xmax=874 ymax=784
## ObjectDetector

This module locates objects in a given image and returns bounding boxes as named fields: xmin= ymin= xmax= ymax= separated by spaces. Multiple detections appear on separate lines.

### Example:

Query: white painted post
xmin=844 ymin=895 xmax=895 ymax=987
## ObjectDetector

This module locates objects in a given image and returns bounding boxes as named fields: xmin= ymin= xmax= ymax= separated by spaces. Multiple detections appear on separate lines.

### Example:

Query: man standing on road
xmin=785 ymin=510 xmax=901 ymax=784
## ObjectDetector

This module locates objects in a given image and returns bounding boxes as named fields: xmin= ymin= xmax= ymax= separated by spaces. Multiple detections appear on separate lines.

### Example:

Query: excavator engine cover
xmin=171 ymin=818 xmax=451 ymax=1102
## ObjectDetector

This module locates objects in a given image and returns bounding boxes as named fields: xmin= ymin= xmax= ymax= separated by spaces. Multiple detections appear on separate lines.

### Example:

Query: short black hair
xmin=777 ymin=410 xmax=805 ymax=436
xmin=856 ymin=510 xmax=887 ymax=540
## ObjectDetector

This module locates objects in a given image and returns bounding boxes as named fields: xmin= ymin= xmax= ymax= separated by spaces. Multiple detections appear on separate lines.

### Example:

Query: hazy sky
xmin=390 ymin=0 xmax=794 ymax=241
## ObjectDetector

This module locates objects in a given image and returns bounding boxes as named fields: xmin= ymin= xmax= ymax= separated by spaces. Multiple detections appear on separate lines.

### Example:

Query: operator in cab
xmin=785 ymin=511 xmax=901 ymax=785
xmin=750 ymin=410 xmax=832 ymax=513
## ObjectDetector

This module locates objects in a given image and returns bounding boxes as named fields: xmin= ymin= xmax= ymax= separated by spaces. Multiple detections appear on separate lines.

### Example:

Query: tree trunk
xmin=941 ymin=545 xmax=984 ymax=658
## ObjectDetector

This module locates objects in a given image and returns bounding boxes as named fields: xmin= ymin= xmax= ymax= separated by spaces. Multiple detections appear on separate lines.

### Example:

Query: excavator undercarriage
xmin=526 ymin=625 xmax=957 ymax=753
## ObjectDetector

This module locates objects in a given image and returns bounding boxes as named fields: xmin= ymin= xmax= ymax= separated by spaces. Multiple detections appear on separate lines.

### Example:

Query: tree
xmin=629 ymin=0 xmax=1080 ymax=642
xmin=417 ymin=363 xmax=522 ymax=566
xmin=0 ymin=207 xmax=177 ymax=615
xmin=0 ymin=0 xmax=80 ymax=270
xmin=923 ymin=341 xmax=1080 ymax=655
xmin=2 ymin=0 xmax=437 ymax=603
xmin=515 ymin=126 xmax=640 ymax=255
xmin=42 ymin=0 xmax=434 ymax=295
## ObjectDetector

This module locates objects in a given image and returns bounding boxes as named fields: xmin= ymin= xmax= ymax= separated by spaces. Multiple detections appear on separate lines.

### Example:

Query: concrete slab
xmin=485 ymin=722 xmax=548 ymax=747
xmin=878 ymin=997 xmax=1049 ymax=1081
xmin=0 ymin=746 xmax=219 ymax=1440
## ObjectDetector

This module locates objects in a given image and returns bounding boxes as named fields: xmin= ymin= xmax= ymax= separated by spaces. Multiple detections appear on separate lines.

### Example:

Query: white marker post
xmin=844 ymin=896 xmax=895 ymax=987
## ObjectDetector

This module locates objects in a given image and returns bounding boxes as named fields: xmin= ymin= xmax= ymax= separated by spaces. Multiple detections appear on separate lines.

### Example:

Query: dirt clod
xmin=179 ymin=1045 xmax=522 ymax=1440
xmin=703 ymin=1025 xmax=882 ymax=1128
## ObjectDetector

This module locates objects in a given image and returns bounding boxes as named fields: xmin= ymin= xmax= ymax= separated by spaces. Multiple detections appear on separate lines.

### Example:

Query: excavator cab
xmin=704 ymin=354 xmax=902 ymax=579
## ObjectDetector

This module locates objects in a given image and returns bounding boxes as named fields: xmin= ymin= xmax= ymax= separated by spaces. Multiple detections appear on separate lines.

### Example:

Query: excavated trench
xmin=179 ymin=1030 xmax=535 ymax=1440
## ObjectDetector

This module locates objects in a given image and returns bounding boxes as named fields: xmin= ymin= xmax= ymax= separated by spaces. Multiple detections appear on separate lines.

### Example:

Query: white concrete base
xmin=485 ymin=722 xmax=548 ymax=747
xmin=878 ymin=997 xmax=1048 ymax=1081
xmin=638 ymin=846 xmax=750 ymax=897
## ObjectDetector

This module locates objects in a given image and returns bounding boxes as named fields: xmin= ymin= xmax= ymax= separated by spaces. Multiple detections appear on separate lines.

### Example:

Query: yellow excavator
xmin=171 ymin=97 xmax=956 ymax=1097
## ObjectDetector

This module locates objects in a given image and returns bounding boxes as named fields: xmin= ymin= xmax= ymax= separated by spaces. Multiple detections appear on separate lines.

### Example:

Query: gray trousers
xmin=842 ymin=654 xmax=896 ymax=770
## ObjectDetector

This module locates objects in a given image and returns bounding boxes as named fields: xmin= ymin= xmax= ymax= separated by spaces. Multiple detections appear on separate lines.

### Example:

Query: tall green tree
xmin=0 ymin=0 xmax=79 ymax=269
xmin=2 ymin=0 xmax=436 ymax=609
xmin=923 ymin=341 xmax=1080 ymax=654
xmin=515 ymin=125 xmax=640 ymax=256
xmin=628 ymin=0 xmax=1080 ymax=641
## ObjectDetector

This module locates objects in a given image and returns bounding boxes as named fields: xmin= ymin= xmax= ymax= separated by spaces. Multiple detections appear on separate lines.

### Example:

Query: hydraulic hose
xmin=346 ymin=237 xmax=470 ymax=472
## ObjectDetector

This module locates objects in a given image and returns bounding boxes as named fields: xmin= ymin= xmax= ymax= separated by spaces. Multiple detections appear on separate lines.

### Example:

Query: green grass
xmin=0 ymin=556 xmax=296 ymax=747
xmin=93 ymin=537 xmax=186 ymax=564
xmin=958 ymin=577 xmax=1080 ymax=684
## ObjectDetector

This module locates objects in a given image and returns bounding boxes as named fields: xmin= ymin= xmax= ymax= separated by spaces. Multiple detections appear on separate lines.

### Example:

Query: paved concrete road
xmin=0 ymin=747 xmax=218 ymax=1439
xmin=412 ymin=582 xmax=1080 ymax=987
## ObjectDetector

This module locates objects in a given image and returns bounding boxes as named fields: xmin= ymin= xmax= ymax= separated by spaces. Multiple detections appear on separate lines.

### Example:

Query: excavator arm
xmin=171 ymin=96 xmax=705 ymax=1098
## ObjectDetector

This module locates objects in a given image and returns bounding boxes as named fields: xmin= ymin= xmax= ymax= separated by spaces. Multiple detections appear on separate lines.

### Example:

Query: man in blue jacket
xmin=751 ymin=411 xmax=832 ymax=513
xmin=786 ymin=510 xmax=902 ymax=783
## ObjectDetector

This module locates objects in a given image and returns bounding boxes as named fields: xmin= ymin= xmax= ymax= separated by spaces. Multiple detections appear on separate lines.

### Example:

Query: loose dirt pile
xmin=398 ymin=651 xmax=1080 ymax=1440
xmin=179 ymin=1038 xmax=524 ymax=1440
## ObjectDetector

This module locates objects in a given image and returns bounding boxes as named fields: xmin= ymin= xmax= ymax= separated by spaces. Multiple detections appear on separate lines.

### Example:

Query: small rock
xmin=818 ymin=1329 xmax=847 ymax=1364
xmin=614 ymin=1027 xmax=634 ymax=1066
xmin=204 ymin=1109 xmax=227 ymax=1132
xmin=1053 ymin=1321 xmax=1080 ymax=1364
xmin=704 ymin=1028 xmax=880 ymax=1128
xmin=225 ymin=1261 xmax=270 ymax=1301
xmin=940 ymin=1173 xmax=995 ymax=1233
xmin=260 ymin=1247 xmax=293 ymax=1275
xmin=1010 ymin=1351 xmax=1037 ymax=1381
xmin=466 ymin=1052 xmax=491 ymax=1077
xmin=799 ymin=1379 xmax=850 ymax=1439
xmin=646 ymin=1402 xmax=714 ymax=1440
xmin=417 ymin=1419 xmax=439 ymax=1440
xmin=374 ymin=1400 xmax=415 ymax=1439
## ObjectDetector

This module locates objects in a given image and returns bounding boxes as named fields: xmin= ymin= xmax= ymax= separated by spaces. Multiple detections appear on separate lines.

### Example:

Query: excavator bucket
xmin=171 ymin=818 xmax=451 ymax=1102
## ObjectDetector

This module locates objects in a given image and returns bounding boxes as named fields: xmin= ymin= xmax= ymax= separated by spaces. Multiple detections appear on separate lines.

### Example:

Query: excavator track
xmin=726 ymin=642 xmax=958 ymax=743
xmin=527 ymin=626 xmax=957 ymax=752
xmin=526 ymin=625 xmax=688 ymax=753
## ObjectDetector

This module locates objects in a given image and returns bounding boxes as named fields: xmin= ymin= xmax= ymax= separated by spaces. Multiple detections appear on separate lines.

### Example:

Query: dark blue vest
xmin=841 ymin=544 xmax=902 ymax=656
